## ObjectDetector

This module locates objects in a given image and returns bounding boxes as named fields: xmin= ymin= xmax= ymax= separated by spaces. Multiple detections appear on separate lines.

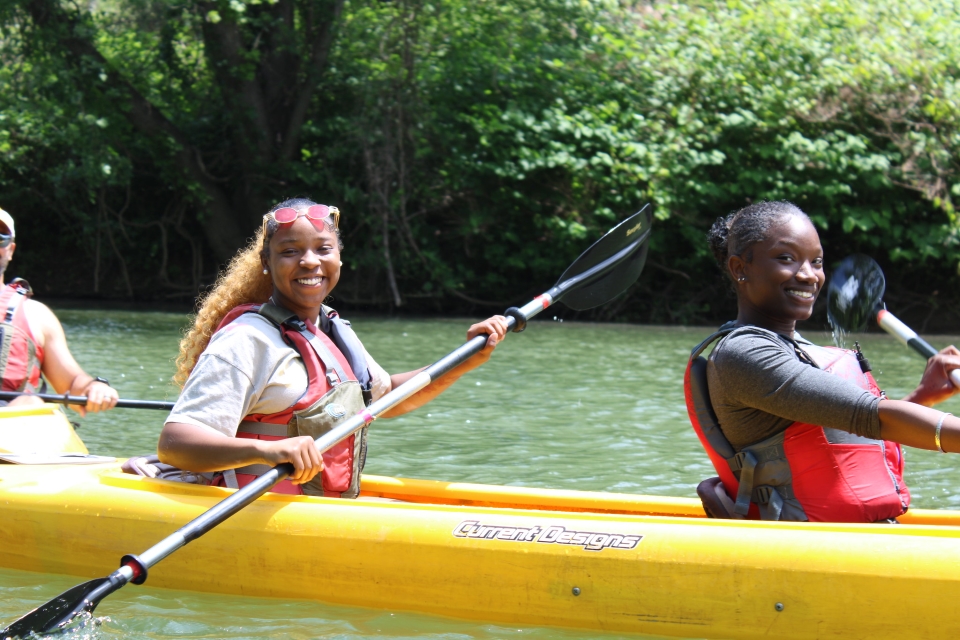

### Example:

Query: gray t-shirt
xmin=706 ymin=327 xmax=882 ymax=450
xmin=167 ymin=314 xmax=391 ymax=437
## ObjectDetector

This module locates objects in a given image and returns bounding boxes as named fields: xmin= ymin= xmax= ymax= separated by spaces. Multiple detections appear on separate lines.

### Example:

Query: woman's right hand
xmin=260 ymin=436 xmax=324 ymax=485
xmin=904 ymin=345 xmax=960 ymax=407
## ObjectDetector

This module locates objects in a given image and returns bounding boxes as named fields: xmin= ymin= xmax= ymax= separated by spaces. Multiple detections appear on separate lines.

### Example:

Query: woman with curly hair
xmin=686 ymin=200 xmax=960 ymax=522
xmin=159 ymin=198 xmax=509 ymax=497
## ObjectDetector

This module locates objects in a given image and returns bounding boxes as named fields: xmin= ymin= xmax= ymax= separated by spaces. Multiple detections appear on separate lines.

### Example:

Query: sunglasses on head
xmin=263 ymin=205 xmax=339 ymax=232
xmin=0 ymin=231 xmax=11 ymax=249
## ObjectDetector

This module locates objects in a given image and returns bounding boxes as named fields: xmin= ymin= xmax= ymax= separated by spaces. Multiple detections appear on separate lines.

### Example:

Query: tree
xmin=6 ymin=0 xmax=343 ymax=263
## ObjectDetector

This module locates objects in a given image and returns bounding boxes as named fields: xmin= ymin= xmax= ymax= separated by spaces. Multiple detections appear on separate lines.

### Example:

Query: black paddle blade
xmin=826 ymin=254 xmax=886 ymax=333
xmin=1 ymin=578 xmax=108 ymax=638
xmin=555 ymin=204 xmax=652 ymax=310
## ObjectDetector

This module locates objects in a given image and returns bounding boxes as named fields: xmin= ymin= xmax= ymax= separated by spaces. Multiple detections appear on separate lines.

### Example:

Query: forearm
xmin=158 ymin=422 xmax=270 ymax=472
xmin=380 ymin=354 xmax=489 ymax=418
xmin=878 ymin=400 xmax=960 ymax=453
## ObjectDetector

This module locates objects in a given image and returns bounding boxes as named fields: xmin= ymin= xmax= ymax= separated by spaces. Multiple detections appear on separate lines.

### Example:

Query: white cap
xmin=0 ymin=209 xmax=13 ymax=238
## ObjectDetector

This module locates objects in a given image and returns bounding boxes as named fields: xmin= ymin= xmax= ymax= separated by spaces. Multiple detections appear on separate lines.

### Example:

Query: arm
xmin=879 ymin=400 xmax=960 ymax=453
xmin=901 ymin=345 xmax=960 ymax=407
xmin=380 ymin=315 xmax=509 ymax=418
xmin=22 ymin=300 xmax=117 ymax=415
xmin=717 ymin=332 xmax=960 ymax=451
xmin=712 ymin=331 xmax=880 ymax=439
xmin=159 ymin=321 xmax=326 ymax=484
xmin=158 ymin=422 xmax=323 ymax=485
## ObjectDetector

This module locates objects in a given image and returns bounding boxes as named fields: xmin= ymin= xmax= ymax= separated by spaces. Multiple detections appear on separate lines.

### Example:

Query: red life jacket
xmin=213 ymin=302 xmax=368 ymax=498
xmin=0 ymin=280 xmax=44 ymax=394
xmin=684 ymin=326 xmax=909 ymax=523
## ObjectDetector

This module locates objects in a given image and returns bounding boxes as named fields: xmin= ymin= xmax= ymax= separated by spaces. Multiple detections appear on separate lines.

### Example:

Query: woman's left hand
xmin=903 ymin=345 xmax=960 ymax=407
xmin=467 ymin=315 xmax=510 ymax=355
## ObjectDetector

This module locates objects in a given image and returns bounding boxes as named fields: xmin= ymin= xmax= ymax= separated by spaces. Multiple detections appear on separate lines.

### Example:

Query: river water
xmin=2 ymin=309 xmax=959 ymax=639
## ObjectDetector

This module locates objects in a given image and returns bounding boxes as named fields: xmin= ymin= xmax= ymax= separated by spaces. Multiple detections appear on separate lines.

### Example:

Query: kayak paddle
xmin=826 ymin=253 xmax=960 ymax=389
xmin=0 ymin=204 xmax=653 ymax=638
xmin=0 ymin=391 xmax=174 ymax=411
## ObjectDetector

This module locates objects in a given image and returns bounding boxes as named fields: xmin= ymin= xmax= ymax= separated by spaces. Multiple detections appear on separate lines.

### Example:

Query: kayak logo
xmin=452 ymin=520 xmax=642 ymax=552
xmin=625 ymin=221 xmax=645 ymax=236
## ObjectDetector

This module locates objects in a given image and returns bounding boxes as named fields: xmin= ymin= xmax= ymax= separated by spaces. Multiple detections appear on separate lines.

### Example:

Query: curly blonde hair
xmin=173 ymin=226 xmax=273 ymax=386
xmin=173 ymin=198 xmax=343 ymax=387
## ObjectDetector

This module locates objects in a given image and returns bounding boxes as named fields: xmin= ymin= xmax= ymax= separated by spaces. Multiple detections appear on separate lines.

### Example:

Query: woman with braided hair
xmin=158 ymin=198 xmax=509 ymax=497
xmin=686 ymin=200 xmax=960 ymax=522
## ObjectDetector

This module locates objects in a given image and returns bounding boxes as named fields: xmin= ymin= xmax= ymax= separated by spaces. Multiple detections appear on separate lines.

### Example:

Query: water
xmin=2 ymin=309 xmax=959 ymax=638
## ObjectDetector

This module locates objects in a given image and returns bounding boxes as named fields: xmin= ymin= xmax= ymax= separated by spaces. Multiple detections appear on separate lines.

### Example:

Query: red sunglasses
xmin=263 ymin=205 xmax=340 ymax=231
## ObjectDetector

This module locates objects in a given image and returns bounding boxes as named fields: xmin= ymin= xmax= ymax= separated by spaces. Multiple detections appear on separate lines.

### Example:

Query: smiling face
xmin=263 ymin=216 xmax=341 ymax=321
xmin=728 ymin=214 xmax=825 ymax=335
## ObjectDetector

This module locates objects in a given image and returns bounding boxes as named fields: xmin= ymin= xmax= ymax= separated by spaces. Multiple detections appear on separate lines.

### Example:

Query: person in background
xmin=0 ymin=207 xmax=118 ymax=415
xmin=158 ymin=198 xmax=509 ymax=497
xmin=686 ymin=200 xmax=960 ymax=522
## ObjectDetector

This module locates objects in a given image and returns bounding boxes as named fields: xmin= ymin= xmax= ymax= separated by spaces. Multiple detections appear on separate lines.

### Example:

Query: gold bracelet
xmin=935 ymin=413 xmax=952 ymax=454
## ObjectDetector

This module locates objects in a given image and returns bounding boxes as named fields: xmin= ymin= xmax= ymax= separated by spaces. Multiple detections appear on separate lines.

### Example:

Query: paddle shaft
xmin=0 ymin=391 xmax=173 ymax=410
xmin=876 ymin=309 xmax=960 ymax=388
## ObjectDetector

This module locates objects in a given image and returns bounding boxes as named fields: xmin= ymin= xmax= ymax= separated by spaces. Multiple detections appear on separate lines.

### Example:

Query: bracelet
xmin=935 ymin=413 xmax=952 ymax=454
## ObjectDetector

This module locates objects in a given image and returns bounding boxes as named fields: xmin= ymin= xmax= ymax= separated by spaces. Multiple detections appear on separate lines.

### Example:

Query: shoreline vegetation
xmin=2 ymin=0 xmax=959 ymax=330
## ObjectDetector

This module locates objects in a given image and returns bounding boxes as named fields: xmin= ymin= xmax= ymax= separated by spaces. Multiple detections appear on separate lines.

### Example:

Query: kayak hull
xmin=2 ymin=406 xmax=960 ymax=639
xmin=3 ymin=461 xmax=960 ymax=639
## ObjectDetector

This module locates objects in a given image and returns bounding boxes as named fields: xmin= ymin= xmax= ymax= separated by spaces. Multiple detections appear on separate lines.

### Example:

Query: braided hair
xmin=707 ymin=201 xmax=810 ymax=281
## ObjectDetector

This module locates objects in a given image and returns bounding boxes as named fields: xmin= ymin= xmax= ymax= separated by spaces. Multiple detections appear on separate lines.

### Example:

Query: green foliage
xmin=0 ymin=0 xmax=958 ymax=326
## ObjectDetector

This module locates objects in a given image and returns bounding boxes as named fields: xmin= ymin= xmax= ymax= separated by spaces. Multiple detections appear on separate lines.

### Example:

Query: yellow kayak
xmin=2 ymin=405 xmax=960 ymax=639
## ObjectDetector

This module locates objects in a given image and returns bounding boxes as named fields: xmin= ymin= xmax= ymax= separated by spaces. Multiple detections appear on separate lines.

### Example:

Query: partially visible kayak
xmin=2 ymin=406 xmax=960 ymax=639
xmin=0 ymin=403 xmax=88 ymax=456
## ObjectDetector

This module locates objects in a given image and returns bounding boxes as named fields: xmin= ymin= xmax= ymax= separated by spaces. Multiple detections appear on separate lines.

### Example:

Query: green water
xmin=2 ymin=309 xmax=959 ymax=639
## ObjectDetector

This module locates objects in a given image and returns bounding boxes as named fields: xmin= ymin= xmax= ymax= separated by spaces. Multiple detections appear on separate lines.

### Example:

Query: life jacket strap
xmin=237 ymin=421 xmax=287 ymax=437
xmin=257 ymin=302 xmax=351 ymax=385
xmin=234 ymin=463 xmax=273 ymax=476
xmin=732 ymin=450 xmax=757 ymax=517
xmin=221 ymin=469 xmax=239 ymax=489
xmin=754 ymin=485 xmax=784 ymax=521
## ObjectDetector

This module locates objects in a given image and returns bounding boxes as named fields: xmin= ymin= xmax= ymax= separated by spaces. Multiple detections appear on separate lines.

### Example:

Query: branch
xmin=197 ymin=0 xmax=273 ymax=157
xmin=24 ymin=0 xmax=248 ymax=261
xmin=279 ymin=0 xmax=345 ymax=161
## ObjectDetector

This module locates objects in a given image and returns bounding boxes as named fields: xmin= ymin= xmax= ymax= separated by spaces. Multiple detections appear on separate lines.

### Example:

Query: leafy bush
xmin=0 ymin=0 xmax=958 ymax=327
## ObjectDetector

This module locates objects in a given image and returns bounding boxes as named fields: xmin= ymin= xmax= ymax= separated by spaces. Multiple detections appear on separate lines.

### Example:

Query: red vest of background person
xmin=685 ymin=327 xmax=909 ymax=523
xmin=0 ymin=280 xmax=44 ymax=395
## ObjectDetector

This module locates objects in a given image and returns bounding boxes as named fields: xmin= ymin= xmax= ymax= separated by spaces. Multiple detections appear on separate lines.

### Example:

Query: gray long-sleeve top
xmin=705 ymin=326 xmax=882 ymax=450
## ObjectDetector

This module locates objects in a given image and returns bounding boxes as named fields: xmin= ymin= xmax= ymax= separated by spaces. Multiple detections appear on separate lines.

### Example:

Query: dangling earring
xmin=263 ymin=268 xmax=269 ymax=275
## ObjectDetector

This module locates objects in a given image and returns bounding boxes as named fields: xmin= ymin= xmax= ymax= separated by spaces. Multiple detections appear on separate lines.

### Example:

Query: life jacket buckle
xmin=753 ymin=485 xmax=785 ymax=521
xmin=326 ymin=371 xmax=340 ymax=386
